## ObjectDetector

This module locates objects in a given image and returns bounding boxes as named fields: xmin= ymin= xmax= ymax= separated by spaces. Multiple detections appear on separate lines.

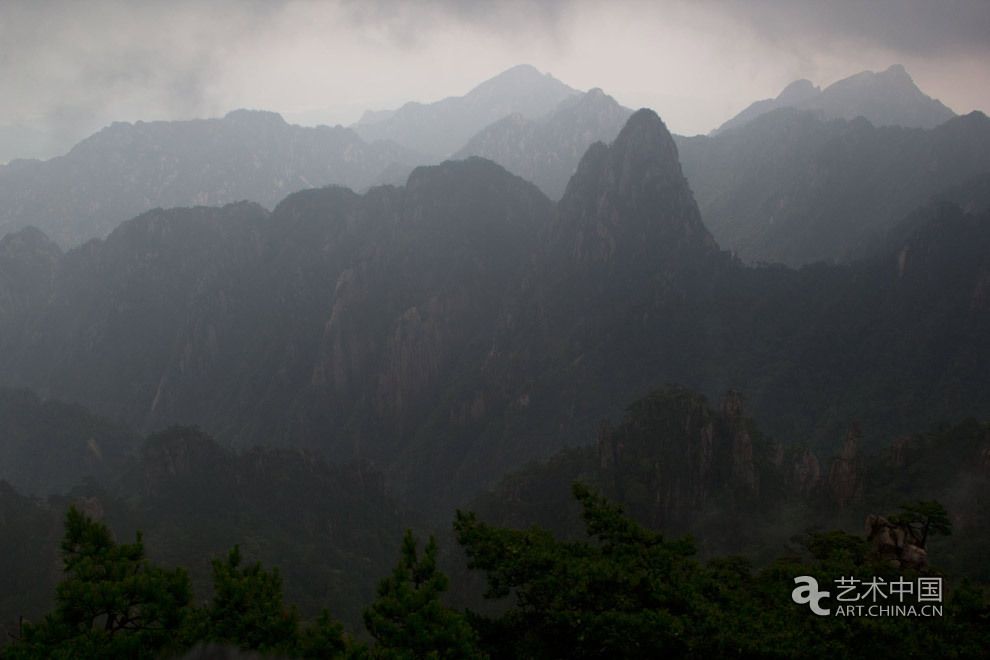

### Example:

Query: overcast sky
xmin=2 ymin=0 xmax=989 ymax=160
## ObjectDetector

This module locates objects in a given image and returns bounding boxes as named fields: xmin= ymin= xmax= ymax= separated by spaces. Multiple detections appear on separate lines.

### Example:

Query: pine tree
xmin=364 ymin=529 xmax=485 ymax=659
xmin=194 ymin=544 xmax=300 ymax=654
xmin=892 ymin=500 xmax=952 ymax=548
xmin=2 ymin=506 xmax=192 ymax=659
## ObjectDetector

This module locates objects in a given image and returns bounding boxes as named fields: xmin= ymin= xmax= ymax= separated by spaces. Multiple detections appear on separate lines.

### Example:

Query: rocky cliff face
xmin=722 ymin=390 xmax=760 ymax=493
xmin=866 ymin=514 xmax=928 ymax=570
xmin=531 ymin=107 xmax=721 ymax=334
xmin=827 ymin=422 xmax=866 ymax=506
xmin=433 ymin=109 xmax=728 ymax=504
xmin=782 ymin=445 xmax=822 ymax=496
xmin=548 ymin=108 xmax=717 ymax=266
xmin=595 ymin=387 xmax=768 ymax=529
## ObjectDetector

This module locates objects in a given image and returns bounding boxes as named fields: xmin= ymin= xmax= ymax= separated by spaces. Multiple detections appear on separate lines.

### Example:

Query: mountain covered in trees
xmin=676 ymin=108 xmax=990 ymax=265
xmin=714 ymin=64 xmax=956 ymax=135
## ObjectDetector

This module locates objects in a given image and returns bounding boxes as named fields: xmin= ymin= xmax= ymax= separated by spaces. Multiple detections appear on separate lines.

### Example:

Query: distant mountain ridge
xmin=454 ymin=88 xmax=634 ymax=199
xmin=0 ymin=109 xmax=423 ymax=247
xmin=677 ymin=108 xmax=990 ymax=265
xmin=353 ymin=64 xmax=580 ymax=158
xmin=0 ymin=65 xmax=585 ymax=248
xmin=715 ymin=64 xmax=956 ymax=134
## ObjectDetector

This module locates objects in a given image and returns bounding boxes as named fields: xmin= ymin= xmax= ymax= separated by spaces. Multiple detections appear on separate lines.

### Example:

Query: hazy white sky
xmin=1 ymin=0 xmax=988 ymax=159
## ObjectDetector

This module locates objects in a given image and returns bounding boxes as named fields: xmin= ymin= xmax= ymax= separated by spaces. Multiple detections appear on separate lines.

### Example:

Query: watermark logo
xmin=792 ymin=576 xmax=830 ymax=615
xmin=792 ymin=576 xmax=943 ymax=617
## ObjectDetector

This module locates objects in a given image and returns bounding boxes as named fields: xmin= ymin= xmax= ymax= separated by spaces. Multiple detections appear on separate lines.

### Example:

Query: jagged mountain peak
xmin=472 ymin=63 xmax=560 ymax=90
xmin=352 ymin=65 xmax=579 ymax=157
xmin=566 ymin=108 xmax=688 ymax=205
xmin=550 ymin=108 xmax=716 ymax=267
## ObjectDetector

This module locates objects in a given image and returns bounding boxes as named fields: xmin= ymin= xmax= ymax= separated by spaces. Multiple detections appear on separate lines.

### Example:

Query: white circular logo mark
xmin=792 ymin=576 xmax=831 ymax=616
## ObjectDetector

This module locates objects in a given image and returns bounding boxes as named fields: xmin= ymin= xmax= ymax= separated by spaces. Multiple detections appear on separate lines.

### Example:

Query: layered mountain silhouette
xmin=0 ymin=109 xmax=985 ymax=515
xmin=715 ymin=64 xmax=956 ymax=135
xmin=352 ymin=64 xmax=579 ymax=158
xmin=0 ymin=110 xmax=423 ymax=247
xmin=0 ymin=66 xmax=588 ymax=249
xmin=454 ymin=88 xmax=633 ymax=199
xmin=676 ymin=108 xmax=990 ymax=265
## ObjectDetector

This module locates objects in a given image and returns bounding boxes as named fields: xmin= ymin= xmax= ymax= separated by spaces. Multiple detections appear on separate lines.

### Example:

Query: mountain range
xmin=0 ymin=65 xmax=596 ymax=248
xmin=0 ymin=110 xmax=425 ymax=247
xmin=352 ymin=64 xmax=580 ymax=158
xmin=676 ymin=108 xmax=990 ymax=264
xmin=1 ymin=63 xmax=974 ymax=264
xmin=453 ymin=87 xmax=633 ymax=200
xmin=0 ymin=108 xmax=986 ymax=514
xmin=0 ymin=65 xmax=988 ymax=652
xmin=714 ymin=64 xmax=956 ymax=135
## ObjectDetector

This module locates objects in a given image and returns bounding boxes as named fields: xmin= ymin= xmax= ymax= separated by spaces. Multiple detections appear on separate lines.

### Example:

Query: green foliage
xmin=456 ymin=483 xmax=708 ymax=659
xmin=105 ymin=426 xmax=410 ymax=633
xmin=2 ymin=510 xmax=366 ymax=659
xmin=193 ymin=544 xmax=301 ymax=653
xmin=6 ymin=480 xmax=990 ymax=659
xmin=191 ymin=543 xmax=365 ymax=659
xmin=456 ymin=482 xmax=990 ymax=659
xmin=3 ymin=506 xmax=192 ymax=659
xmin=890 ymin=500 xmax=952 ymax=548
xmin=364 ymin=530 xmax=485 ymax=660
xmin=297 ymin=608 xmax=369 ymax=660
xmin=0 ymin=482 xmax=62 ymax=637
xmin=805 ymin=530 xmax=871 ymax=566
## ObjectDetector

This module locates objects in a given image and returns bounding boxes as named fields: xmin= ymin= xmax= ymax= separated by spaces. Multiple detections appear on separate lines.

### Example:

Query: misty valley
xmin=0 ymin=64 xmax=988 ymax=658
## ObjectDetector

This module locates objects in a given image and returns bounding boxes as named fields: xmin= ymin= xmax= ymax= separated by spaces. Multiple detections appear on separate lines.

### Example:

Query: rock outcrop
xmin=721 ymin=389 xmax=760 ymax=493
xmin=784 ymin=445 xmax=822 ymax=496
xmin=828 ymin=422 xmax=866 ymax=506
xmin=865 ymin=514 xmax=928 ymax=570
xmin=596 ymin=387 xmax=768 ymax=529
